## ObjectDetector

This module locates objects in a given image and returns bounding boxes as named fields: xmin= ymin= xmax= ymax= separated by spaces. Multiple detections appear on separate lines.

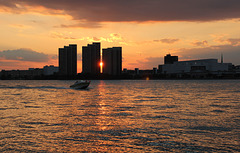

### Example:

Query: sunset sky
xmin=0 ymin=0 xmax=240 ymax=73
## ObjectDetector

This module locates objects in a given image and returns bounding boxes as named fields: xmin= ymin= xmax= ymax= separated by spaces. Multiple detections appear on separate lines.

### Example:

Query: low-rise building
xmin=0 ymin=68 xmax=43 ymax=79
xmin=43 ymin=65 xmax=59 ymax=76
xmin=159 ymin=58 xmax=233 ymax=78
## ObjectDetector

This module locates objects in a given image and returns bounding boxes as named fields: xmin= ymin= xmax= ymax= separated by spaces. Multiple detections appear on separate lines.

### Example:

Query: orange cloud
xmin=227 ymin=38 xmax=240 ymax=46
xmin=82 ymin=33 xmax=124 ymax=43
xmin=212 ymin=36 xmax=240 ymax=46
xmin=192 ymin=40 xmax=208 ymax=46
xmin=154 ymin=39 xmax=179 ymax=44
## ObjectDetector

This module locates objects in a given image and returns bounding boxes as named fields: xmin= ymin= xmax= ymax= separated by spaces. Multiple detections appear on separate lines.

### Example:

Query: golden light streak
xmin=100 ymin=62 xmax=103 ymax=73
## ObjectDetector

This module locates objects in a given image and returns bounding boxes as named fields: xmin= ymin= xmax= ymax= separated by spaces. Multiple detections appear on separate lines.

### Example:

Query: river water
xmin=0 ymin=80 xmax=239 ymax=152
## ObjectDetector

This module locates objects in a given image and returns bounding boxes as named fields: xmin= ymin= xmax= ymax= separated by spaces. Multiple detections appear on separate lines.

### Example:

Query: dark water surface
xmin=0 ymin=80 xmax=239 ymax=152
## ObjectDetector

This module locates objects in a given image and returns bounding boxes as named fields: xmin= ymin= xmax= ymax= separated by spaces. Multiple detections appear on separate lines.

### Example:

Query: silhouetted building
xmin=164 ymin=54 xmax=178 ymax=64
xmin=43 ymin=65 xmax=59 ymax=76
xmin=102 ymin=47 xmax=122 ymax=75
xmin=135 ymin=68 xmax=139 ymax=75
xmin=123 ymin=68 xmax=128 ymax=73
xmin=159 ymin=58 xmax=233 ymax=78
xmin=158 ymin=65 xmax=163 ymax=74
xmin=0 ymin=68 xmax=43 ymax=79
xmin=59 ymin=44 xmax=77 ymax=76
xmin=82 ymin=42 xmax=101 ymax=75
xmin=153 ymin=68 xmax=157 ymax=74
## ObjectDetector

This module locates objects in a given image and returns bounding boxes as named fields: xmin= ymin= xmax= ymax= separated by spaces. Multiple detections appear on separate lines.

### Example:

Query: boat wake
xmin=0 ymin=85 xmax=68 ymax=89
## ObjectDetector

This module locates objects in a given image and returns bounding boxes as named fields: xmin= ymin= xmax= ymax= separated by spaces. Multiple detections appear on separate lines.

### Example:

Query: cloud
xmin=83 ymin=33 xmax=124 ymax=43
xmin=142 ymin=57 xmax=164 ymax=68
xmin=132 ymin=57 xmax=163 ymax=69
xmin=1 ymin=0 xmax=240 ymax=23
xmin=226 ymin=38 xmax=240 ymax=46
xmin=212 ymin=36 xmax=240 ymax=46
xmin=59 ymin=22 xmax=102 ymax=29
xmin=192 ymin=40 xmax=208 ymax=46
xmin=154 ymin=39 xmax=179 ymax=44
xmin=48 ymin=54 xmax=58 ymax=60
xmin=50 ymin=32 xmax=78 ymax=40
xmin=0 ymin=48 xmax=49 ymax=62
xmin=136 ymin=42 xmax=240 ymax=69
xmin=50 ymin=32 xmax=125 ymax=43
xmin=177 ymin=44 xmax=240 ymax=65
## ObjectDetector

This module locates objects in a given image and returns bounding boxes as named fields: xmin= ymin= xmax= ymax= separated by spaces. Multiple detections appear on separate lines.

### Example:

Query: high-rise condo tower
xmin=59 ymin=44 xmax=77 ymax=76
xmin=82 ymin=42 xmax=101 ymax=74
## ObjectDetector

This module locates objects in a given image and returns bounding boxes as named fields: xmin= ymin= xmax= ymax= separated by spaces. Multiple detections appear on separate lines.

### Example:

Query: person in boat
xmin=74 ymin=80 xmax=89 ymax=84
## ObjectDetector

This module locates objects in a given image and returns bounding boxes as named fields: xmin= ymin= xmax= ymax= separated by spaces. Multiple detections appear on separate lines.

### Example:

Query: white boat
xmin=70 ymin=80 xmax=91 ymax=89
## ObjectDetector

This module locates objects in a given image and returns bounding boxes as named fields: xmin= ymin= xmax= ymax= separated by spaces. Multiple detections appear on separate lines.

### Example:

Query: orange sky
xmin=0 ymin=0 xmax=240 ymax=73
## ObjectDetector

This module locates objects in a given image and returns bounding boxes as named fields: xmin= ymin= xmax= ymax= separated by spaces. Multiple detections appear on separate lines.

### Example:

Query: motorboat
xmin=70 ymin=80 xmax=91 ymax=89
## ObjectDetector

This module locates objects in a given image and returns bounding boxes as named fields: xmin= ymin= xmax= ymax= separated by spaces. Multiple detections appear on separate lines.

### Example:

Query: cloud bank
xmin=138 ymin=43 xmax=240 ymax=68
xmin=0 ymin=48 xmax=49 ymax=62
xmin=1 ymin=0 xmax=240 ymax=23
xmin=177 ymin=45 xmax=240 ymax=65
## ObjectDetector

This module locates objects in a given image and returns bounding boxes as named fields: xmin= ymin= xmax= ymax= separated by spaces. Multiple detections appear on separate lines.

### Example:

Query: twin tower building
xmin=59 ymin=43 xmax=122 ymax=76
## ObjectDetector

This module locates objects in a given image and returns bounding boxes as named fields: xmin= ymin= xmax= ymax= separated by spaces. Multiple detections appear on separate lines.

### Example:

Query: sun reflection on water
xmin=0 ymin=80 xmax=239 ymax=152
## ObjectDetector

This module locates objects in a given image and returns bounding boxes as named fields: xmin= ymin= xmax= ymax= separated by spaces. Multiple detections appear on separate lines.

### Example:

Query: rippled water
xmin=0 ymin=80 xmax=239 ymax=152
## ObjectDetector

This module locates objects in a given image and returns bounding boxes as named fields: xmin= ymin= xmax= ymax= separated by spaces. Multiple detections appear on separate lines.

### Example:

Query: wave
xmin=0 ymin=85 xmax=68 ymax=89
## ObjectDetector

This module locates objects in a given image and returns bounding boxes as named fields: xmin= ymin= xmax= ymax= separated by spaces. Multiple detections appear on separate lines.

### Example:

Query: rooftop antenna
xmin=221 ymin=53 xmax=223 ymax=64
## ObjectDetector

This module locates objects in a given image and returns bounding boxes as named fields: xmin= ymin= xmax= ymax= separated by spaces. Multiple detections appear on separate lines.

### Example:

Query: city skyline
xmin=0 ymin=43 xmax=239 ymax=73
xmin=0 ymin=0 xmax=240 ymax=73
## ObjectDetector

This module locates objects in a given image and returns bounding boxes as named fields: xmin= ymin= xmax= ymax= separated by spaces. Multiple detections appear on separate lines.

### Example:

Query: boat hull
xmin=70 ymin=82 xmax=90 ymax=89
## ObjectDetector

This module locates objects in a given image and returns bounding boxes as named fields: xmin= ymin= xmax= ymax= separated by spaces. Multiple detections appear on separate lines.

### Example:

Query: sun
xmin=100 ymin=62 xmax=103 ymax=73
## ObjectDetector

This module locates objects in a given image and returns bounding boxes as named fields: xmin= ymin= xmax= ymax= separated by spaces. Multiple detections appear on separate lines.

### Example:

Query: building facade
xmin=102 ymin=47 xmax=122 ymax=75
xmin=160 ymin=58 xmax=232 ymax=76
xmin=43 ymin=65 xmax=59 ymax=76
xmin=82 ymin=42 xmax=101 ymax=74
xmin=58 ymin=44 xmax=77 ymax=76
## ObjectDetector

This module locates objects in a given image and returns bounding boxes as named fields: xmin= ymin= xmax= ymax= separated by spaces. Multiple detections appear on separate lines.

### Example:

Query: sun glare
xmin=100 ymin=62 xmax=103 ymax=73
